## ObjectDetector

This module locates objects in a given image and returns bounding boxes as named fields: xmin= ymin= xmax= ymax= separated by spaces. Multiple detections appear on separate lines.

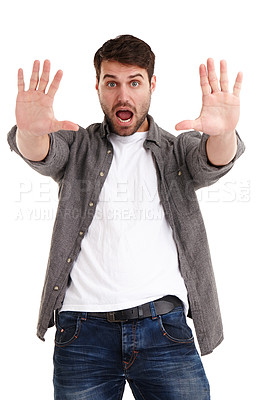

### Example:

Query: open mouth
xmin=116 ymin=110 xmax=133 ymax=123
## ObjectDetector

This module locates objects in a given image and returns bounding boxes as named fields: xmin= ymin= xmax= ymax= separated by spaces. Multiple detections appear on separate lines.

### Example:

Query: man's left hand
xmin=175 ymin=58 xmax=243 ymax=136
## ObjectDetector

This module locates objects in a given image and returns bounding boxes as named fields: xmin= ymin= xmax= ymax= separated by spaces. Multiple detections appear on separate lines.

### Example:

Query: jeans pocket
xmin=158 ymin=307 xmax=194 ymax=343
xmin=55 ymin=312 xmax=82 ymax=347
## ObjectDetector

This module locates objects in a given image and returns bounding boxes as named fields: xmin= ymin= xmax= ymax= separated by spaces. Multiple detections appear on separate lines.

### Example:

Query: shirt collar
xmin=100 ymin=115 xmax=161 ymax=147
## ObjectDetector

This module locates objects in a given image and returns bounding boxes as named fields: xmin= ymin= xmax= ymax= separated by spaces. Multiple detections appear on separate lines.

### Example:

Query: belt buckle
xmin=107 ymin=311 xmax=128 ymax=323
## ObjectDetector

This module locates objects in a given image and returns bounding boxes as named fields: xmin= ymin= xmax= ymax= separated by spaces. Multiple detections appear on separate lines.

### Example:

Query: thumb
xmin=175 ymin=120 xmax=197 ymax=131
xmin=53 ymin=120 xmax=79 ymax=132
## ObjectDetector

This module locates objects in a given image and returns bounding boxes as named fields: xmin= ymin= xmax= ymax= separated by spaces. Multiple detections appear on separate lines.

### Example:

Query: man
xmin=8 ymin=35 xmax=245 ymax=399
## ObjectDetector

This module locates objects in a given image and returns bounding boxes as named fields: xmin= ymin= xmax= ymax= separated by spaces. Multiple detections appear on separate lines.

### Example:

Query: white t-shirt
xmin=61 ymin=131 xmax=188 ymax=314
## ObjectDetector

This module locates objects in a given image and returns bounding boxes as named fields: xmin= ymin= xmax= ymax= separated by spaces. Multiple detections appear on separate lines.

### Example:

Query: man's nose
xmin=117 ymin=84 xmax=130 ymax=103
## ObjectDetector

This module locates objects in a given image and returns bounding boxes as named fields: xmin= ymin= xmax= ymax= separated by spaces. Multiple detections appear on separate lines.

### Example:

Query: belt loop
xmin=149 ymin=301 xmax=158 ymax=320
xmin=81 ymin=312 xmax=87 ymax=321
xmin=138 ymin=305 xmax=144 ymax=319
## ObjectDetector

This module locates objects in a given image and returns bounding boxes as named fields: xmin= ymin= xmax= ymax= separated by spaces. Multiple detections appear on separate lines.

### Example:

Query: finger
xmin=47 ymin=70 xmax=63 ymax=99
xmin=207 ymin=58 xmax=219 ymax=93
xmin=38 ymin=59 xmax=51 ymax=93
xmin=175 ymin=120 xmax=199 ymax=131
xmin=29 ymin=60 xmax=40 ymax=90
xmin=233 ymin=71 xmax=243 ymax=97
xmin=220 ymin=60 xmax=229 ymax=92
xmin=52 ymin=120 xmax=79 ymax=132
xmin=199 ymin=64 xmax=210 ymax=96
xmin=17 ymin=68 xmax=25 ymax=93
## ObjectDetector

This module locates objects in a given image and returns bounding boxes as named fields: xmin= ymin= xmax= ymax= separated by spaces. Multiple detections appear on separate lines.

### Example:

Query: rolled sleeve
xmin=180 ymin=130 xmax=245 ymax=190
xmin=7 ymin=126 xmax=74 ymax=182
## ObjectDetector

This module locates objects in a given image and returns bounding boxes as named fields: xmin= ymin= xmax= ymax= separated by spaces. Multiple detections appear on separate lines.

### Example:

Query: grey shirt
xmin=7 ymin=115 xmax=245 ymax=356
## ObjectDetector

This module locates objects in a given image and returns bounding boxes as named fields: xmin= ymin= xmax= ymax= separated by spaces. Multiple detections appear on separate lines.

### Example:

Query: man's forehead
xmin=99 ymin=60 xmax=148 ymax=80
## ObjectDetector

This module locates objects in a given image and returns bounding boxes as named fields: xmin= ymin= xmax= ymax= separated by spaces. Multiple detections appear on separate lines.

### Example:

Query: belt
xmin=86 ymin=295 xmax=182 ymax=323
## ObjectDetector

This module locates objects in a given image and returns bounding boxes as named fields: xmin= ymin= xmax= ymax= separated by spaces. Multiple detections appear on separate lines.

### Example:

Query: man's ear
xmin=150 ymin=75 xmax=156 ymax=93
xmin=95 ymin=77 xmax=99 ymax=91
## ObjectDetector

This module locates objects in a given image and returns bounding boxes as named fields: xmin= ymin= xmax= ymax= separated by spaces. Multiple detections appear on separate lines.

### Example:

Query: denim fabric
xmin=53 ymin=302 xmax=210 ymax=399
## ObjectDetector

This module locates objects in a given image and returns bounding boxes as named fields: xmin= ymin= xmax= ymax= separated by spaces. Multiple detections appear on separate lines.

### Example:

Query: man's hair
xmin=94 ymin=34 xmax=155 ymax=83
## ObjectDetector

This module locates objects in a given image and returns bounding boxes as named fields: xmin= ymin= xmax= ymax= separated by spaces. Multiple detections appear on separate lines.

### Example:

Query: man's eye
xmin=131 ymin=81 xmax=139 ymax=87
xmin=107 ymin=82 xmax=116 ymax=88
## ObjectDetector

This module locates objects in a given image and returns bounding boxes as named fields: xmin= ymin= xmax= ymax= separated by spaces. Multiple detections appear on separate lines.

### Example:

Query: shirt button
xmin=53 ymin=286 xmax=59 ymax=291
xmin=67 ymin=257 xmax=72 ymax=263
xmin=79 ymin=231 xmax=84 ymax=236
xmin=107 ymin=150 xmax=112 ymax=155
xmin=100 ymin=171 xmax=104 ymax=177
xmin=178 ymin=171 xmax=182 ymax=176
xmin=89 ymin=202 xmax=94 ymax=207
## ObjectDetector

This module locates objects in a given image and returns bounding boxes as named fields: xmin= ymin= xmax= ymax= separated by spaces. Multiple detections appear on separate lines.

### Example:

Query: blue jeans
xmin=53 ymin=302 xmax=210 ymax=399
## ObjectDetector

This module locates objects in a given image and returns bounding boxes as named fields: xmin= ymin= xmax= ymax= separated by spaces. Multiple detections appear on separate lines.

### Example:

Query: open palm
xmin=175 ymin=59 xmax=242 ymax=136
xmin=16 ymin=60 xmax=78 ymax=136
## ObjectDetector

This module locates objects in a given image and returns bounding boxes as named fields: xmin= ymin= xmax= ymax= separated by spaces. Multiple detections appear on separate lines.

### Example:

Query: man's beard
xmin=98 ymin=94 xmax=151 ymax=136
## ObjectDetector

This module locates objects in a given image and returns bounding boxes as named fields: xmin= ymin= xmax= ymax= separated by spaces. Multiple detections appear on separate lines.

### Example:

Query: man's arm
xmin=206 ymin=130 xmax=237 ymax=166
xmin=16 ymin=129 xmax=50 ymax=162
xmin=175 ymin=59 xmax=243 ymax=166
xmin=15 ymin=60 xmax=79 ymax=161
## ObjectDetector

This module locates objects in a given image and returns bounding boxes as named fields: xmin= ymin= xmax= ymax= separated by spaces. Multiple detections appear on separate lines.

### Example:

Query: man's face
xmin=96 ymin=60 xmax=156 ymax=136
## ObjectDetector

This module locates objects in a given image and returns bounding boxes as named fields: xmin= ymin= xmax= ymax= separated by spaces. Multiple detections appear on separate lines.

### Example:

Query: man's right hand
xmin=15 ymin=60 xmax=79 ymax=161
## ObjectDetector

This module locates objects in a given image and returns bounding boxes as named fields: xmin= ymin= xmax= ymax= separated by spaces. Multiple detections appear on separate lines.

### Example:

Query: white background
xmin=1 ymin=0 xmax=265 ymax=398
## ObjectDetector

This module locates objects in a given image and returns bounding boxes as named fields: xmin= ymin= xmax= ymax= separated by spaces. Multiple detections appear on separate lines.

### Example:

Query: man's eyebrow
xmin=128 ymin=73 xmax=145 ymax=80
xmin=102 ymin=73 xmax=145 ymax=80
xmin=102 ymin=74 xmax=117 ymax=80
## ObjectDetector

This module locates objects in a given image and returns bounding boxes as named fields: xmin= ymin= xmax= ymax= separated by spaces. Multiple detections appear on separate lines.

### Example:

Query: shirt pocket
xmin=164 ymin=165 xmax=200 ymax=216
